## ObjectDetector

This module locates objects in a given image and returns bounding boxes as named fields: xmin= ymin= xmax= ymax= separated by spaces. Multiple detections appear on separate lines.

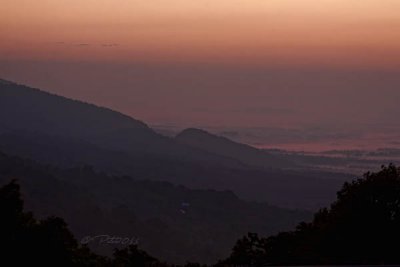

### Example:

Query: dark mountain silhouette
xmin=0 ymin=79 xmax=243 ymax=166
xmin=0 ymin=79 xmax=349 ymax=210
xmin=176 ymin=128 xmax=293 ymax=169
xmin=0 ymin=151 xmax=309 ymax=264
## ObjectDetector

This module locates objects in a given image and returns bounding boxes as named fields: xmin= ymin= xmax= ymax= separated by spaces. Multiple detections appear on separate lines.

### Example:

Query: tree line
xmin=2 ymin=164 xmax=400 ymax=266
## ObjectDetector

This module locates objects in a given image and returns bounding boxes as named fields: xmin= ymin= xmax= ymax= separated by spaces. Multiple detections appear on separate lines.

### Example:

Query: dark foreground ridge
xmin=0 ymin=151 xmax=307 ymax=264
xmin=2 ymin=164 xmax=400 ymax=266
xmin=219 ymin=164 xmax=400 ymax=266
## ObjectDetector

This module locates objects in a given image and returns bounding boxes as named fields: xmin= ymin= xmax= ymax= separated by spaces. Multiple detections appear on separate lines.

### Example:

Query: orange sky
xmin=1 ymin=1 xmax=400 ymax=130
xmin=1 ymin=0 xmax=400 ymax=68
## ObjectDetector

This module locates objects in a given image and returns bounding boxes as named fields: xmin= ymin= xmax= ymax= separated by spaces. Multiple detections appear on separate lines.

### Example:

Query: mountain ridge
xmin=0 ymin=150 xmax=310 ymax=264
xmin=176 ymin=127 xmax=294 ymax=169
xmin=0 ymin=78 xmax=348 ymax=210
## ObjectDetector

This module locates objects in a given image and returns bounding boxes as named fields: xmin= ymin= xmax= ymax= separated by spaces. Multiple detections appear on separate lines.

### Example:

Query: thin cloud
xmin=51 ymin=42 xmax=120 ymax=47
xmin=233 ymin=106 xmax=295 ymax=115
xmin=101 ymin=43 xmax=119 ymax=47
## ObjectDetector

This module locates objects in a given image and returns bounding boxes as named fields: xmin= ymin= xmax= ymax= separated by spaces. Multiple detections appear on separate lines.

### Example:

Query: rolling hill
xmin=0 ymin=151 xmax=310 ymax=263
xmin=0 ymin=78 xmax=349 ymax=210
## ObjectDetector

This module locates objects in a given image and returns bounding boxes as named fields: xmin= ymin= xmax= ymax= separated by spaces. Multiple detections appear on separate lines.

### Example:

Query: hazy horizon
xmin=2 ymin=1 xmax=400 ymax=265
xmin=1 ymin=0 xmax=400 ymax=149
xmin=1 ymin=62 xmax=400 ymax=129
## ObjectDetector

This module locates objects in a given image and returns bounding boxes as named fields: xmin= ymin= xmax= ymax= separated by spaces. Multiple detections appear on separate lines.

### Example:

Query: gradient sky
xmin=2 ymin=0 xmax=400 ymax=67
xmin=1 ymin=0 xmax=400 ymax=128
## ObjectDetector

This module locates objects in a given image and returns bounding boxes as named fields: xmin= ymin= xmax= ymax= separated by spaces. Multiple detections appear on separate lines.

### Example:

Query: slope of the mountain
xmin=0 ymin=79 xmax=350 ymax=210
xmin=0 ymin=151 xmax=310 ymax=264
xmin=0 ymin=78 xmax=148 ymax=134
xmin=0 ymin=78 xmax=15 ymax=85
xmin=176 ymin=128 xmax=293 ymax=169
xmin=0 ymin=131 xmax=348 ymax=210
xmin=0 ymin=79 xmax=246 ymax=167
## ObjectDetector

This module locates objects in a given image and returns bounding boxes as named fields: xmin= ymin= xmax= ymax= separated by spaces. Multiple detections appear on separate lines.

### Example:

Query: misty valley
xmin=1 ymin=79 xmax=400 ymax=266
xmin=2 ymin=1 xmax=400 ymax=265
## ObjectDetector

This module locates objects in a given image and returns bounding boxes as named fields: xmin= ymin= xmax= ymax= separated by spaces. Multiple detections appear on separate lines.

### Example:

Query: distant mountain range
xmin=0 ymin=78 xmax=349 ymax=211
xmin=0 ymin=78 xmax=239 ymax=166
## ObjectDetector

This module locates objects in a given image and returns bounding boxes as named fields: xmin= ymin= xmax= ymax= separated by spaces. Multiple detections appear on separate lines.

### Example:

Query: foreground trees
xmin=0 ymin=179 xmax=160 ymax=267
xmin=222 ymin=164 xmax=400 ymax=266
xmin=2 ymin=164 xmax=400 ymax=266
xmin=0 ymin=179 xmax=104 ymax=266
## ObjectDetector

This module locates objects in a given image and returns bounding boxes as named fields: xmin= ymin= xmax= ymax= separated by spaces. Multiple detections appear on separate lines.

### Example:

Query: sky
xmin=1 ymin=0 xmax=400 ymax=129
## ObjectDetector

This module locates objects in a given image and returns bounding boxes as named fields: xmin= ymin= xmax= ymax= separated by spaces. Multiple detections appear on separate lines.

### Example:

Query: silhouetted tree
xmin=223 ymin=233 xmax=267 ymax=266
xmin=113 ymin=244 xmax=159 ymax=267
xmin=223 ymin=164 xmax=400 ymax=265
xmin=0 ymin=179 xmax=106 ymax=266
